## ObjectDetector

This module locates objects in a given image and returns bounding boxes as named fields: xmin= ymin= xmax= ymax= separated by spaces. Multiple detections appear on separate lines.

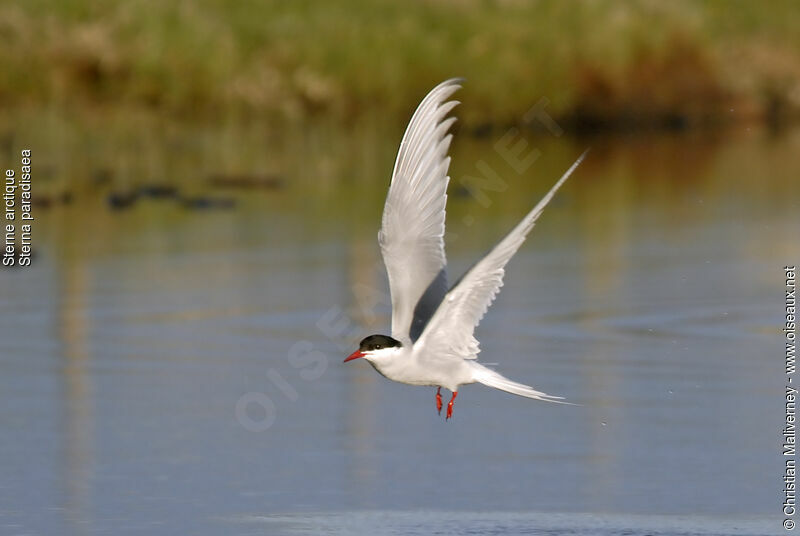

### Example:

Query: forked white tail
xmin=470 ymin=362 xmax=574 ymax=404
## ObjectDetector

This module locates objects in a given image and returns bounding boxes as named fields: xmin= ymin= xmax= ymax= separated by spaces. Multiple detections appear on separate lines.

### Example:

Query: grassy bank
xmin=1 ymin=0 xmax=799 ymax=129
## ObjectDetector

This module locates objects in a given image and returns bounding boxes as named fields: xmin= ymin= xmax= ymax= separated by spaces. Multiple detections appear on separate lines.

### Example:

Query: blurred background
xmin=1 ymin=1 xmax=798 ymax=535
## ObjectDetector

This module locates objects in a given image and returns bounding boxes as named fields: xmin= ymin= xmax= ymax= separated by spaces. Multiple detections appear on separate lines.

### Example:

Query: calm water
xmin=1 ymin=116 xmax=797 ymax=535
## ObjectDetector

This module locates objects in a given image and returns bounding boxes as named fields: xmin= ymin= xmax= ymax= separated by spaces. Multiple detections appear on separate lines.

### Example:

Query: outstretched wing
xmin=416 ymin=151 xmax=588 ymax=361
xmin=380 ymin=79 xmax=462 ymax=343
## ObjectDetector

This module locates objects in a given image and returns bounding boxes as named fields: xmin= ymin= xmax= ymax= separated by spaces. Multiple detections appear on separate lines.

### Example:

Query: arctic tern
xmin=344 ymin=79 xmax=586 ymax=419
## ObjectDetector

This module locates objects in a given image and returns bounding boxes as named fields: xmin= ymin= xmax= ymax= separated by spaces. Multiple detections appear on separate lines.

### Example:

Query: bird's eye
xmin=374 ymin=344 xmax=382 ymax=350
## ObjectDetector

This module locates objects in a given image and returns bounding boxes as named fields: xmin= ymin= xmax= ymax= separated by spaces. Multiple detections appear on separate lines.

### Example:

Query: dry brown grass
xmin=0 ymin=0 xmax=798 ymax=129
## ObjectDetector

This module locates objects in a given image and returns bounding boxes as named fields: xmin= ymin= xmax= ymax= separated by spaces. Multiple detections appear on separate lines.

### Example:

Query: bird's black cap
xmin=359 ymin=334 xmax=402 ymax=351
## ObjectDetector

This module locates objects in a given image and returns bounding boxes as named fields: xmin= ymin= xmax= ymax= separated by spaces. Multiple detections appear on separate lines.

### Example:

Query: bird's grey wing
xmin=380 ymin=79 xmax=462 ymax=342
xmin=416 ymin=151 xmax=588 ymax=361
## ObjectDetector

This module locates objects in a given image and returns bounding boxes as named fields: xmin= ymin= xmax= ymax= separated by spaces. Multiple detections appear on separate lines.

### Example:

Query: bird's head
xmin=344 ymin=334 xmax=402 ymax=363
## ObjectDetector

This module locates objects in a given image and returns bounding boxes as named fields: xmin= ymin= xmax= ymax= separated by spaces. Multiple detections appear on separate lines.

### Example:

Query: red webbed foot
xmin=445 ymin=391 xmax=458 ymax=420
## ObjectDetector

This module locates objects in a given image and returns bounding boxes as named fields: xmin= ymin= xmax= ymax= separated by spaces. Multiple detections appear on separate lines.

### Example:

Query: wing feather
xmin=379 ymin=79 xmax=463 ymax=342
xmin=417 ymin=151 xmax=588 ymax=361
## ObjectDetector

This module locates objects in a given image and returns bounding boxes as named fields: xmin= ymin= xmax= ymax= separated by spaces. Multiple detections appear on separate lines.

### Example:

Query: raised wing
xmin=416 ymin=151 xmax=588 ymax=361
xmin=380 ymin=79 xmax=462 ymax=343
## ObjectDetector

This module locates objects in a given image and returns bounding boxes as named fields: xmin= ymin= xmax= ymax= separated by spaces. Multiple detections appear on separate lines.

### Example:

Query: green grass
xmin=1 ymin=0 xmax=799 ymax=129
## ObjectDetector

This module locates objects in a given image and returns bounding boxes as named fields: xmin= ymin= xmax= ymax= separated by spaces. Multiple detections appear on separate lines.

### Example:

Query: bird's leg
xmin=435 ymin=387 xmax=443 ymax=415
xmin=446 ymin=391 xmax=458 ymax=420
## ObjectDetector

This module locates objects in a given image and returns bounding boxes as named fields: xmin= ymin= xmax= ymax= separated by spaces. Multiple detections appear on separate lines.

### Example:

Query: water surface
xmin=1 ymin=118 xmax=796 ymax=535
